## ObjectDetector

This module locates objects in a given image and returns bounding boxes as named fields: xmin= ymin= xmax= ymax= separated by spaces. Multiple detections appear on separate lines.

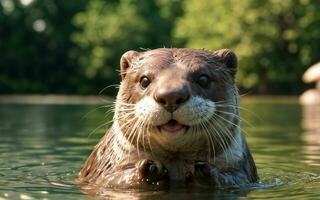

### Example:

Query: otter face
xmin=116 ymin=48 xmax=239 ymax=153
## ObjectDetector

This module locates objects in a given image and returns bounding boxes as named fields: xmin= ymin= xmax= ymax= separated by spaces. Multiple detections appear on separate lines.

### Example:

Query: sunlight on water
xmin=0 ymin=98 xmax=320 ymax=199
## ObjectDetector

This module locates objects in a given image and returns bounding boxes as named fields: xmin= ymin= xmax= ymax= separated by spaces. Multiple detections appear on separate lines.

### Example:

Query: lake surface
xmin=1 ymin=97 xmax=320 ymax=199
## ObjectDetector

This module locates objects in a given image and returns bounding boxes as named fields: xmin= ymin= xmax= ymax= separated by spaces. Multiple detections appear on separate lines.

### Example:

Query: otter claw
xmin=149 ymin=164 xmax=157 ymax=174
xmin=138 ymin=159 xmax=168 ymax=183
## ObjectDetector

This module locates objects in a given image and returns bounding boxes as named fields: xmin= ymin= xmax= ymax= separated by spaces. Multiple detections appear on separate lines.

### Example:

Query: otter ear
xmin=213 ymin=49 xmax=238 ymax=78
xmin=120 ymin=50 xmax=139 ymax=79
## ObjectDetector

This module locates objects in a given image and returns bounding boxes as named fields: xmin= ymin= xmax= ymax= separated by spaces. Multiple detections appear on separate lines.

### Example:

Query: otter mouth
xmin=158 ymin=119 xmax=189 ymax=134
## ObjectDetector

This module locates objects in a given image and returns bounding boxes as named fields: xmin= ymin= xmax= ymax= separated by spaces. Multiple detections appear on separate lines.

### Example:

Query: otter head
xmin=115 ymin=48 xmax=239 ymax=157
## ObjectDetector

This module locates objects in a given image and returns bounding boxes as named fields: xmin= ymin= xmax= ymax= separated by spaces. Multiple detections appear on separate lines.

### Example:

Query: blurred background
xmin=1 ymin=0 xmax=319 ymax=96
xmin=1 ymin=1 xmax=320 ymax=199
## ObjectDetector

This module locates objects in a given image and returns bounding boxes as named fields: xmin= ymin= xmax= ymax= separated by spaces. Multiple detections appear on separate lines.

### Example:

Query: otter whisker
xmin=213 ymin=117 xmax=241 ymax=150
xmin=115 ymin=102 xmax=135 ymax=107
xmin=82 ymin=104 xmax=114 ymax=119
xmin=214 ymin=99 xmax=235 ymax=104
xmin=141 ymin=115 xmax=152 ymax=154
xmin=115 ymin=103 xmax=135 ymax=108
xmin=122 ymin=119 xmax=139 ymax=145
xmin=135 ymin=113 xmax=151 ymax=157
xmin=116 ymin=115 xmax=139 ymax=143
xmin=115 ymin=101 xmax=137 ymax=106
xmin=135 ymin=120 xmax=144 ymax=157
xmin=84 ymin=106 xmax=118 ymax=138
xmin=116 ymin=116 xmax=138 ymax=131
xmin=215 ymin=109 xmax=242 ymax=121
xmin=215 ymin=109 xmax=254 ymax=128
xmin=212 ymin=112 xmax=248 ymax=136
xmin=214 ymin=101 xmax=242 ymax=108
xmin=214 ymin=104 xmax=245 ymax=112
xmin=197 ymin=119 xmax=215 ymax=163
xmin=121 ymin=115 xmax=145 ymax=160
xmin=205 ymin=119 xmax=230 ymax=164
xmin=115 ymin=104 xmax=134 ymax=111
xmin=113 ymin=115 xmax=138 ymax=126
xmin=117 ymin=108 xmax=136 ymax=112
xmin=197 ymin=120 xmax=211 ymax=161
xmin=210 ymin=116 xmax=242 ymax=162
xmin=203 ymin=122 xmax=217 ymax=163
xmin=145 ymin=121 xmax=155 ymax=158
xmin=215 ymin=102 xmax=262 ymax=121
xmin=98 ymin=84 xmax=121 ymax=95
xmin=87 ymin=120 xmax=115 ymax=138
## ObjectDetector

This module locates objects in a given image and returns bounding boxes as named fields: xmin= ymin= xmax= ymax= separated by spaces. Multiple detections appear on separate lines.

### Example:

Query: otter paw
xmin=137 ymin=159 xmax=168 ymax=183
xmin=186 ymin=161 xmax=219 ymax=185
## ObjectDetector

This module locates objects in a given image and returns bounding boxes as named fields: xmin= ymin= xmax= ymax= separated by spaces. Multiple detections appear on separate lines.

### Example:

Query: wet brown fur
xmin=76 ymin=48 xmax=258 ymax=194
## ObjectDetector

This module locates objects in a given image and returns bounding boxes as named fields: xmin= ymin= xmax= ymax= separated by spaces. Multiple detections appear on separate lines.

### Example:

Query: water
xmin=0 ymin=97 xmax=320 ymax=199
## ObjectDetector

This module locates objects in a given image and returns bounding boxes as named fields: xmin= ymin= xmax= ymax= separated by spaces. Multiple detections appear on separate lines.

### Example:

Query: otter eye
xmin=140 ymin=76 xmax=151 ymax=89
xmin=197 ymin=75 xmax=210 ymax=88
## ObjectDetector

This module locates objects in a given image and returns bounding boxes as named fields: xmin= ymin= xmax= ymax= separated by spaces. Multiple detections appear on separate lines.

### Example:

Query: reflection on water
xmin=301 ymin=105 xmax=320 ymax=130
xmin=92 ymin=186 xmax=260 ymax=200
xmin=0 ymin=104 xmax=104 ymax=200
xmin=0 ymin=98 xmax=320 ymax=199
xmin=301 ymin=105 xmax=320 ymax=167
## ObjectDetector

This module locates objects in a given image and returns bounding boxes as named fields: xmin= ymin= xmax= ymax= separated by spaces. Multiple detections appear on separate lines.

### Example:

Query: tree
xmin=0 ymin=0 xmax=87 ymax=93
xmin=174 ymin=0 xmax=320 ymax=94
xmin=71 ymin=0 xmax=183 ymax=95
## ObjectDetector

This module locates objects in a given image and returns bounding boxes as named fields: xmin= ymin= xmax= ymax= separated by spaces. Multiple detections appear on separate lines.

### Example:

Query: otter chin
xmin=76 ymin=48 xmax=258 ymax=195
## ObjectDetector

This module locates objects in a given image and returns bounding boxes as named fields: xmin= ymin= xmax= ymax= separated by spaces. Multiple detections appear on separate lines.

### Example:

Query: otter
xmin=77 ymin=48 xmax=258 ymax=193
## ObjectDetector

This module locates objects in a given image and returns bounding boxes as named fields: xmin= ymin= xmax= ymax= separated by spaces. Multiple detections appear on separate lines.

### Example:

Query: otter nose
xmin=154 ymin=86 xmax=190 ymax=112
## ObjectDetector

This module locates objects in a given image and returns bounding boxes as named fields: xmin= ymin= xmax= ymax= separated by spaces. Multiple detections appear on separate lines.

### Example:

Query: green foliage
xmin=0 ymin=0 xmax=87 ymax=93
xmin=71 ymin=0 xmax=183 ymax=94
xmin=1 ymin=0 xmax=320 ymax=95
xmin=174 ymin=0 xmax=320 ymax=93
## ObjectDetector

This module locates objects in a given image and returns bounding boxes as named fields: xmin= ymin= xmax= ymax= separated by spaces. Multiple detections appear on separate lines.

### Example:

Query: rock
xmin=303 ymin=62 xmax=320 ymax=83
xmin=300 ymin=89 xmax=320 ymax=105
